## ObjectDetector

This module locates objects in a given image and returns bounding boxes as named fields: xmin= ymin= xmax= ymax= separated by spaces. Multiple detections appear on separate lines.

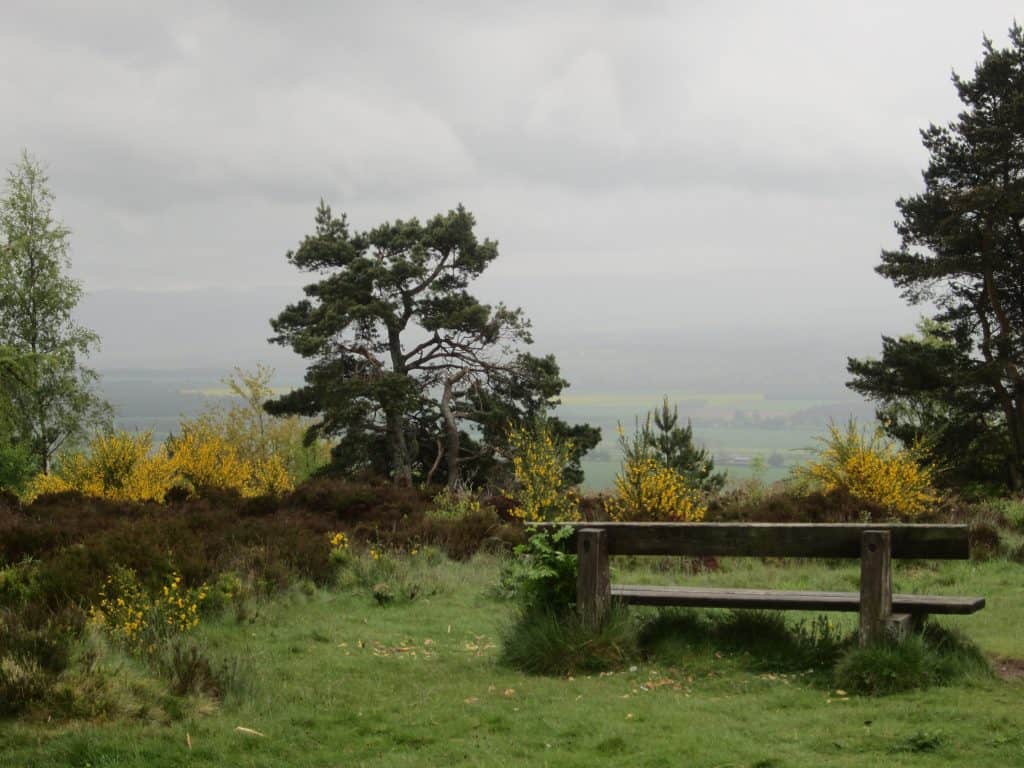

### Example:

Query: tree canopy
xmin=267 ymin=202 xmax=598 ymax=487
xmin=0 ymin=151 xmax=110 ymax=475
xmin=848 ymin=25 xmax=1024 ymax=490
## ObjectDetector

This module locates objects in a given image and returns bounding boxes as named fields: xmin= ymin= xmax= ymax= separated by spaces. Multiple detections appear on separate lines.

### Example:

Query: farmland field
xmin=99 ymin=371 xmax=873 ymax=491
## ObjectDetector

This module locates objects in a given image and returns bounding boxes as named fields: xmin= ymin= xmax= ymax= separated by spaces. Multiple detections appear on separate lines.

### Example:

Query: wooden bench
xmin=533 ymin=522 xmax=985 ymax=646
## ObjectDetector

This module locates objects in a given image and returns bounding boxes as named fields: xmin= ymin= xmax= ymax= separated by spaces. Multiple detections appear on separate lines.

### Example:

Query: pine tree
xmin=848 ymin=25 xmax=1024 ymax=490
xmin=267 ymin=202 xmax=598 ymax=487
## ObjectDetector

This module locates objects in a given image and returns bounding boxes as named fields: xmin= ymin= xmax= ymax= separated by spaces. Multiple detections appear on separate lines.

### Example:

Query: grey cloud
xmin=2 ymin=0 xmax=1020 ymax=388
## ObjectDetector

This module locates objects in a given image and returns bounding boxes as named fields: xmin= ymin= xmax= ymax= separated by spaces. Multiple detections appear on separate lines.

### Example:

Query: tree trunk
xmin=440 ymin=373 xmax=467 ymax=490
xmin=424 ymin=438 xmax=444 ymax=486
xmin=385 ymin=323 xmax=413 ymax=487
xmin=386 ymin=406 xmax=413 ymax=487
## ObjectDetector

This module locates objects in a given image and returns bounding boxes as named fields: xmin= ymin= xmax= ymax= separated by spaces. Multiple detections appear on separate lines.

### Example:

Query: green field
xmin=5 ymin=552 xmax=1023 ymax=767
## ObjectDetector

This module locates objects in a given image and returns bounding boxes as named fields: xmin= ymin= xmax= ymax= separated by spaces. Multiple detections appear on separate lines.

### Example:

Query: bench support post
xmin=859 ymin=529 xmax=893 ymax=646
xmin=885 ymin=613 xmax=919 ymax=643
xmin=577 ymin=527 xmax=610 ymax=629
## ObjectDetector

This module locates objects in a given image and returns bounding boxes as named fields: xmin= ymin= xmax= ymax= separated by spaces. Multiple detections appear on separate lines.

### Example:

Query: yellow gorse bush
xmin=169 ymin=426 xmax=254 ymax=496
xmin=171 ymin=426 xmax=295 ymax=497
xmin=89 ymin=567 xmax=207 ymax=653
xmin=799 ymin=420 xmax=938 ymax=518
xmin=22 ymin=426 xmax=295 ymax=504
xmin=605 ymin=456 xmax=706 ymax=522
xmin=184 ymin=364 xmax=331 ymax=484
xmin=21 ymin=472 xmax=72 ymax=500
xmin=249 ymin=455 xmax=295 ymax=496
xmin=505 ymin=421 xmax=579 ymax=522
xmin=23 ymin=431 xmax=176 ymax=504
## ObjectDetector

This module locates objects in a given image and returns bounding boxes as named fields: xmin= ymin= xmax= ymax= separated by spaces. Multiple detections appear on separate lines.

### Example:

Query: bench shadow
xmin=636 ymin=608 xmax=991 ymax=694
xmin=637 ymin=608 xmax=847 ymax=686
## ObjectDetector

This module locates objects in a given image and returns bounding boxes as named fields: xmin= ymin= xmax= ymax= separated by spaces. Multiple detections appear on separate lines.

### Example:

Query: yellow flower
xmin=605 ymin=457 xmax=705 ymax=522
xmin=505 ymin=421 xmax=579 ymax=522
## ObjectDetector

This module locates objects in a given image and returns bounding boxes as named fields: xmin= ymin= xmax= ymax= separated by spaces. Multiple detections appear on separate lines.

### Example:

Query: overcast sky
xmin=2 ymin=2 xmax=1020 ymax=390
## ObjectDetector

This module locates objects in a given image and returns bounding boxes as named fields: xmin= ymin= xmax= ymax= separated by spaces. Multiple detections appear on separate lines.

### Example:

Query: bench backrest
xmin=532 ymin=522 xmax=970 ymax=559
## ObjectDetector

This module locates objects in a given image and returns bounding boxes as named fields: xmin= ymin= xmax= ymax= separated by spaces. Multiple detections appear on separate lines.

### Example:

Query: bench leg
xmin=859 ymin=529 xmax=894 ymax=646
xmin=577 ymin=527 xmax=610 ymax=629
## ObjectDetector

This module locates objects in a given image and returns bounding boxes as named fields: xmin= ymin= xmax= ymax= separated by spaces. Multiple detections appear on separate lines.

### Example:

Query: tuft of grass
xmin=0 ymin=654 xmax=49 ymax=716
xmin=500 ymin=605 xmax=638 ymax=675
xmin=888 ymin=730 xmax=944 ymax=754
xmin=153 ymin=637 xmax=251 ymax=702
xmin=336 ymin=549 xmax=442 ymax=605
xmin=834 ymin=622 xmax=990 ymax=695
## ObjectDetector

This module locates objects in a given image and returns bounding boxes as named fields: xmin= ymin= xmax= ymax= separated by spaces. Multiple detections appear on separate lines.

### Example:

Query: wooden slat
xmin=531 ymin=522 xmax=970 ymax=559
xmin=611 ymin=585 xmax=985 ymax=615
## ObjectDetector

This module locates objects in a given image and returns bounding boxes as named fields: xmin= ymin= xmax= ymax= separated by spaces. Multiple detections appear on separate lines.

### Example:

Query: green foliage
xmin=848 ymin=26 xmax=1024 ymax=491
xmin=834 ymin=623 xmax=990 ymax=695
xmin=454 ymin=353 xmax=601 ymax=488
xmin=0 ymin=151 xmax=112 ymax=473
xmin=0 ymin=439 xmax=36 ymax=493
xmin=498 ymin=525 xmax=577 ymax=612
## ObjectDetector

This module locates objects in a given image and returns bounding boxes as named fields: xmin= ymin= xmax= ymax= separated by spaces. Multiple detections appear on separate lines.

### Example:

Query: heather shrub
xmin=0 ymin=654 xmax=49 ymax=715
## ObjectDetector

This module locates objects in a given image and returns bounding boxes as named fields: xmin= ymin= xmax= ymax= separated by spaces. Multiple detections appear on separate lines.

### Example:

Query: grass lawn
xmin=3 ymin=554 xmax=1023 ymax=767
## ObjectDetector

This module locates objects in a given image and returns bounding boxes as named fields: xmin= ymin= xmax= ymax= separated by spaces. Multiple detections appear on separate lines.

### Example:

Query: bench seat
xmin=613 ymin=584 xmax=985 ymax=615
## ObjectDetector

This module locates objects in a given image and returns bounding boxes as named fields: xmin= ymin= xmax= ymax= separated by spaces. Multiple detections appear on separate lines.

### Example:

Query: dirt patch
xmin=991 ymin=656 xmax=1024 ymax=681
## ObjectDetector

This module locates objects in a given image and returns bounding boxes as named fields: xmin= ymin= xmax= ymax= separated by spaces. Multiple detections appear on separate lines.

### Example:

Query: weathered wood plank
xmin=859 ymin=530 xmax=893 ymax=646
xmin=531 ymin=522 xmax=970 ymax=559
xmin=577 ymin=528 xmax=610 ymax=629
xmin=610 ymin=585 xmax=985 ymax=614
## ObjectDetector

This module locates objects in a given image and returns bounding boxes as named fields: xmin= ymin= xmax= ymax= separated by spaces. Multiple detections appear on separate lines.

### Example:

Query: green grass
xmin=3 ymin=554 xmax=1024 ymax=767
